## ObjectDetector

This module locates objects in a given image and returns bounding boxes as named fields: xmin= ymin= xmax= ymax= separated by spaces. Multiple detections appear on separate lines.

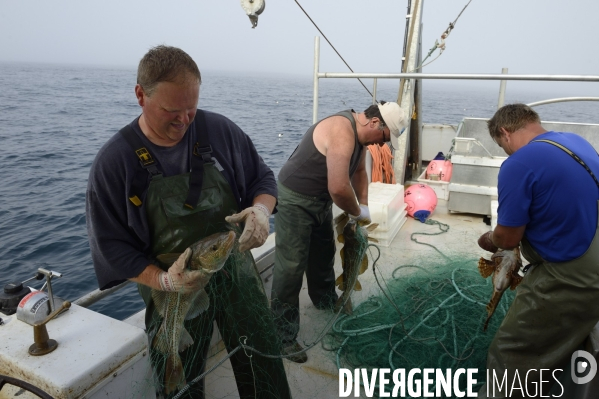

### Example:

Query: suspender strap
xmin=532 ymin=139 xmax=599 ymax=188
xmin=120 ymin=124 xmax=163 ymax=206
xmin=185 ymin=110 xmax=214 ymax=209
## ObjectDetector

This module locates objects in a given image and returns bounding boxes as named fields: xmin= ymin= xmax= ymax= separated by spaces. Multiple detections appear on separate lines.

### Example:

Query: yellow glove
xmin=225 ymin=204 xmax=270 ymax=252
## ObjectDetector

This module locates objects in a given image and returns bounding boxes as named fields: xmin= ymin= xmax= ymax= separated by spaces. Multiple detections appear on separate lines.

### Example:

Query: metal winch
xmin=0 ymin=268 xmax=66 ymax=326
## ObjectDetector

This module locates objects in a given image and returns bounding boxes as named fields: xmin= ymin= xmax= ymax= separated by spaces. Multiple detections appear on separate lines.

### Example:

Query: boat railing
xmin=312 ymin=69 xmax=599 ymax=124
xmin=73 ymin=241 xmax=276 ymax=310
xmin=312 ymin=35 xmax=599 ymax=123
xmin=526 ymin=97 xmax=599 ymax=107
xmin=312 ymin=35 xmax=599 ymax=182
xmin=73 ymin=280 xmax=133 ymax=308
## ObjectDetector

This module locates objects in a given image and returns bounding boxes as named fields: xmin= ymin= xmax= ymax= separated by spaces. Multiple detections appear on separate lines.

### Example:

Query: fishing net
xmin=320 ymin=219 xmax=516 ymax=398
xmin=143 ymin=223 xmax=291 ymax=399
xmin=131 ymin=218 xmax=514 ymax=399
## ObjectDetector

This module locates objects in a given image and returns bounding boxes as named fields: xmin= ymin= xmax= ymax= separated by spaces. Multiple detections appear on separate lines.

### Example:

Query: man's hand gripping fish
xmin=478 ymin=247 xmax=523 ymax=331
xmin=334 ymin=213 xmax=378 ymax=314
xmin=151 ymin=231 xmax=236 ymax=394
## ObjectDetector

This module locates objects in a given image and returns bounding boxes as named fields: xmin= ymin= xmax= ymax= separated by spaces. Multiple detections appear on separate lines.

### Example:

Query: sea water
xmin=1 ymin=61 xmax=597 ymax=319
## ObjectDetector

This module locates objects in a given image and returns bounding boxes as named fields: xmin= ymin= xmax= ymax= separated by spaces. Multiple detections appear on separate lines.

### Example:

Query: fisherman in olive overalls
xmin=86 ymin=45 xmax=290 ymax=398
xmin=271 ymin=101 xmax=407 ymax=363
xmin=477 ymin=104 xmax=599 ymax=398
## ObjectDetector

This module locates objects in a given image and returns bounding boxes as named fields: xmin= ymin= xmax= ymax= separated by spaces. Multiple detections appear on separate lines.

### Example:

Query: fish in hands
xmin=333 ymin=212 xmax=378 ymax=315
xmin=477 ymin=247 xmax=523 ymax=331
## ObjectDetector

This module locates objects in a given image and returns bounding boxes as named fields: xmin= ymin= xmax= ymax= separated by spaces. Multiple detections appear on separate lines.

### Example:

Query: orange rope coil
xmin=368 ymin=144 xmax=395 ymax=184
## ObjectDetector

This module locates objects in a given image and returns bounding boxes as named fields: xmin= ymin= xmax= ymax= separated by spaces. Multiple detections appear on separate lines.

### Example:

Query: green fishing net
xmin=136 ymin=219 xmax=514 ymax=399
xmin=321 ymin=219 xmax=516 ymax=397
xmin=145 ymin=224 xmax=290 ymax=399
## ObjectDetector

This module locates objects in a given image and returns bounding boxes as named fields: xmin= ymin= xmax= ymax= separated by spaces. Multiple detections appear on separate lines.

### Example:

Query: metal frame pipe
xmin=527 ymin=97 xmax=599 ymax=107
xmin=318 ymin=72 xmax=599 ymax=82
xmin=372 ymin=78 xmax=378 ymax=104
xmin=312 ymin=36 xmax=320 ymax=124
xmin=497 ymin=68 xmax=508 ymax=109
xmin=74 ymin=280 xmax=131 ymax=308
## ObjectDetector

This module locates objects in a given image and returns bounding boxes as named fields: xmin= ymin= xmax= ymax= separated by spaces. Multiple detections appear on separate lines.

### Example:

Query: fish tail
xmin=483 ymin=291 xmax=503 ymax=331
xmin=164 ymin=353 xmax=186 ymax=395
xmin=478 ymin=258 xmax=495 ymax=278
xmin=483 ymin=316 xmax=491 ymax=332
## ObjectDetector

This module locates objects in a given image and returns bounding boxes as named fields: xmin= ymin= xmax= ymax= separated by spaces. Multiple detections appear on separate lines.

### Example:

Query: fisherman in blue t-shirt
xmin=477 ymin=103 xmax=599 ymax=397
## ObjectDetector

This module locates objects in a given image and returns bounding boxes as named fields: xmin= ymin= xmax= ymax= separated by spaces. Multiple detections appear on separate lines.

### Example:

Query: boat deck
xmin=204 ymin=198 xmax=492 ymax=399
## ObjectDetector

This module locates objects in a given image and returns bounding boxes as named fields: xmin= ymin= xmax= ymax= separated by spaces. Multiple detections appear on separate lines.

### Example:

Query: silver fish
xmin=334 ymin=213 xmax=378 ymax=314
xmin=151 ymin=230 xmax=236 ymax=394
xmin=478 ymin=247 xmax=523 ymax=331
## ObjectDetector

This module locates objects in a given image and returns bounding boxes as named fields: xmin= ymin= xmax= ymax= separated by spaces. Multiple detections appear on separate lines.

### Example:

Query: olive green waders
xmin=138 ymin=162 xmax=291 ymax=399
xmin=479 ymin=202 xmax=599 ymax=398
xmin=271 ymin=182 xmax=338 ymax=344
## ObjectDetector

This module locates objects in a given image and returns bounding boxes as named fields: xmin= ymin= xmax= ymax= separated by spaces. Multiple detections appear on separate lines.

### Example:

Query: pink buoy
xmin=426 ymin=159 xmax=453 ymax=182
xmin=404 ymin=183 xmax=438 ymax=223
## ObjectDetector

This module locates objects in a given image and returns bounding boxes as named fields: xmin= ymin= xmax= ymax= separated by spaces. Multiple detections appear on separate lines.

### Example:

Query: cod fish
xmin=478 ymin=247 xmax=523 ymax=331
xmin=152 ymin=231 xmax=236 ymax=394
xmin=334 ymin=213 xmax=378 ymax=314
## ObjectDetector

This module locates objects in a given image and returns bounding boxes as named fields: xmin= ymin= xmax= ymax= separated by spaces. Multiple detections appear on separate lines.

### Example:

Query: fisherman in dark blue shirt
xmin=477 ymin=103 xmax=599 ymax=397
xmin=86 ymin=45 xmax=290 ymax=399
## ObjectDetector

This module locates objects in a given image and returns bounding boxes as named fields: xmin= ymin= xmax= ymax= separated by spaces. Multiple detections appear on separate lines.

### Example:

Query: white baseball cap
xmin=377 ymin=101 xmax=407 ymax=137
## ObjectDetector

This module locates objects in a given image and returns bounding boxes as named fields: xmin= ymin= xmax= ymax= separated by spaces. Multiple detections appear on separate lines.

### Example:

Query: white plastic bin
xmin=367 ymin=182 xmax=407 ymax=247
xmin=417 ymin=171 xmax=450 ymax=200
xmin=331 ymin=182 xmax=407 ymax=247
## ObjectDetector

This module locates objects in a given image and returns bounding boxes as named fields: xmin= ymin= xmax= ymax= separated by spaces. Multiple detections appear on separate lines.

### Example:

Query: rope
xmin=448 ymin=0 xmax=474 ymax=33
xmin=327 ymin=220 xmax=496 ymax=394
xmin=293 ymin=0 xmax=373 ymax=98
xmin=368 ymin=144 xmax=396 ymax=184
xmin=410 ymin=219 xmax=451 ymax=261
xmin=172 ymin=346 xmax=243 ymax=399
xmin=331 ymin=244 xmax=489 ymax=392
xmin=410 ymin=0 xmax=474 ymax=72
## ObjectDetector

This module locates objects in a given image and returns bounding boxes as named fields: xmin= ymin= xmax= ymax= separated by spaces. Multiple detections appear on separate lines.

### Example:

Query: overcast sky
xmin=0 ymin=0 xmax=597 ymax=94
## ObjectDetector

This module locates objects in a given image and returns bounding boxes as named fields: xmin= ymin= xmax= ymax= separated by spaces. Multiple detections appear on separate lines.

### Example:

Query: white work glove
xmin=224 ymin=204 xmax=270 ymax=252
xmin=348 ymin=204 xmax=371 ymax=225
xmin=158 ymin=248 xmax=211 ymax=293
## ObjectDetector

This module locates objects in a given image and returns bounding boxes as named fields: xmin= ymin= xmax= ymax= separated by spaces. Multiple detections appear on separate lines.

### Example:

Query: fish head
xmin=490 ymin=248 xmax=523 ymax=291
xmin=189 ymin=231 xmax=236 ymax=273
xmin=342 ymin=218 xmax=359 ymax=241
xmin=491 ymin=248 xmax=522 ymax=270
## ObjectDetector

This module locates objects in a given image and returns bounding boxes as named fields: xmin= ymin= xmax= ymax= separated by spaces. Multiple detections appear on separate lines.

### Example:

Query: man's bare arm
xmin=492 ymin=224 xmax=526 ymax=249
xmin=351 ymin=151 xmax=368 ymax=205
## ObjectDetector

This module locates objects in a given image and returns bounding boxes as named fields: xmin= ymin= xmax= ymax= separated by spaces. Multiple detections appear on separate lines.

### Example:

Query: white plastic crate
xmin=368 ymin=204 xmax=407 ymax=247
xmin=331 ymin=182 xmax=407 ymax=247
xmin=368 ymin=182 xmax=405 ymax=231
xmin=417 ymin=171 xmax=450 ymax=200
xmin=367 ymin=182 xmax=407 ymax=247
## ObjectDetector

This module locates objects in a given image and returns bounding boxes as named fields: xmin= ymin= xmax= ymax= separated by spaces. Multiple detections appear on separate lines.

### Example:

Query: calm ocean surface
xmin=1 ymin=62 xmax=598 ymax=320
